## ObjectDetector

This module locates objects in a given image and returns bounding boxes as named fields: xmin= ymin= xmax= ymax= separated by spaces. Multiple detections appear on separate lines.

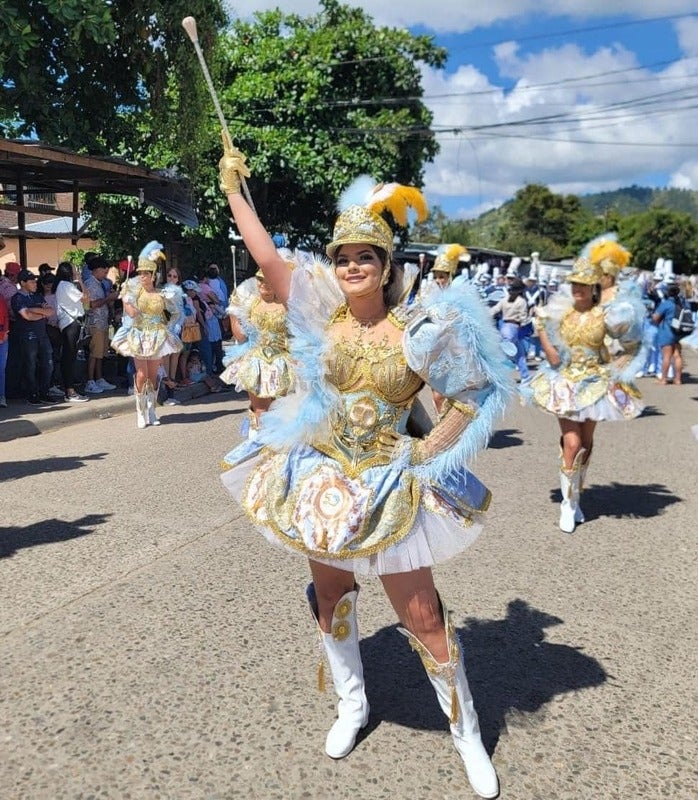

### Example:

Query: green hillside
xmin=578 ymin=186 xmax=698 ymax=219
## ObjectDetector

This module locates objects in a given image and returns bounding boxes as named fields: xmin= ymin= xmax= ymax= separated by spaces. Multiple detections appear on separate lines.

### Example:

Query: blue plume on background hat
xmin=137 ymin=240 xmax=166 ymax=272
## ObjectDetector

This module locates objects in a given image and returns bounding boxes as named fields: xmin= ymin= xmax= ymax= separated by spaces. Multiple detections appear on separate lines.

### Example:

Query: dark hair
xmin=667 ymin=284 xmax=681 ymax=299
xmin=507 ymin=278 xmax=525 ymax=302
xmin=88 ymin=255 xmax=108 ymax=270
xmin=55 ymin=262 xmax=74 ymax=285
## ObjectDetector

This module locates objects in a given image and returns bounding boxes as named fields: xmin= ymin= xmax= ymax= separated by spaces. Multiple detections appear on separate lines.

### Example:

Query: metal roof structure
xmin=0 ymin=138 xmax=198 ymax=264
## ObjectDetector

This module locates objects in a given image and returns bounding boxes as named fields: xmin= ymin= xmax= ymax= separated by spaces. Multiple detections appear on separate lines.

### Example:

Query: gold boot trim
xmin=399 ymin=594 xmax=461 ymax=724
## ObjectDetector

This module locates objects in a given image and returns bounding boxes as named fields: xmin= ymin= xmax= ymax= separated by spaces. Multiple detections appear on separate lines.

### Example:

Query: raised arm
xmin=219 ymin=140 xmax=291 ymax=305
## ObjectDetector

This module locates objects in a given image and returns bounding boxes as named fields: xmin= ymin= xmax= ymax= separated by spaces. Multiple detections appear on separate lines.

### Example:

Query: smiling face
xmin=432 ymin=270 xmax=450 ymax=289
xmin=333 ymin=243 xmax=385 ymax=300
xmin=570 ymin=281 xmax=594 ymax=309
xmin=138 ymin=270 xmax=155 ymax=287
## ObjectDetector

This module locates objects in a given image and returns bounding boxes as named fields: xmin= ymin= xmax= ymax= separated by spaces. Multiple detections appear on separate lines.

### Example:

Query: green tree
xmin=213 ymin=0 xmax=446 ymax=245
xmin=0 ymin=1 xmax=224 ymax=154
xmin=507 ymin=183 xmax=583 ymax=247
xmin=619 ymin=208 xmax=698 ymax=274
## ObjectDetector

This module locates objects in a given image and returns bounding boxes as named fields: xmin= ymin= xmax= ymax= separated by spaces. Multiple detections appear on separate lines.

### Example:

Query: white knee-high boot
xmin=146 ymin=381 xmax=160 ymax=426
xmin=135 ymin=387 xmax=148 ymax=429
xmin=398 ymin=600 xmax=499 ymax=799
xmin=559 ymin=448 xmax=585 ymax=533
xmin=307 ymin=583 xmax=370 ymax=759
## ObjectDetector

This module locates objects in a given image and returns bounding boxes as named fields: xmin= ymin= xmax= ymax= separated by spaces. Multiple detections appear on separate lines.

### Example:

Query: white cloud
xmin=421 ymin=35 xmax=698 ymax=215
xmin=674 ymin=16 xmax=698 ymax=56
xmin=670 ymin=160 xmax=698 ymax=190
xmin=228 ymin=2 xmax=698 ymax=33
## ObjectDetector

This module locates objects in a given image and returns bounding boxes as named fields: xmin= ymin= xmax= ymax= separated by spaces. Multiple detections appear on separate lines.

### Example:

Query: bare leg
xmin=658 ymin=345 xmax=671 ymax=383
xmin=672 ymin=343 xmax=683 ymax=384
xmin=558 ymin=418 xmax=584 ymax=470
xmin=381 ymin=567 xmax=448 ymax=662
xmin=579 ymin=420 xmax=596 ymax=455
xmin=309 ymin=560 xmax=357 ymax=633
xmin=250 ymin=393 xmax=273 ymax=427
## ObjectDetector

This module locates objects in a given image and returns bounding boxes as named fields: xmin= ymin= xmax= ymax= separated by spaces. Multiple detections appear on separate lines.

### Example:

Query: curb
xmin=0 ymin=382 xmax=233 ymax=442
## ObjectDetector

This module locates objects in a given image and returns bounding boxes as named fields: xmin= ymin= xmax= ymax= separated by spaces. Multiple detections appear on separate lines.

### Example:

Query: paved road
xmin=1 ymin=359 xmax=696 ymax=800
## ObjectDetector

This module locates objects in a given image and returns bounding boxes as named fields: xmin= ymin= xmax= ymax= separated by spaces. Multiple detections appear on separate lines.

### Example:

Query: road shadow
xmin=488 ymin=428 xmax=524 ymax=449
xmin=0 ymin=453 xmax=108 ymax=483
xmin=0 ymin=512 xmax=111 ymax=558
xmin=160 ymin=408 xmax=241 ymax=425
xmin=549 ymin=481 xmax=681 ymax=520
xmin=639 ymin=404 xmax=664 ymax=417
xmin=358 ymin=599 xmax=607 ymax=754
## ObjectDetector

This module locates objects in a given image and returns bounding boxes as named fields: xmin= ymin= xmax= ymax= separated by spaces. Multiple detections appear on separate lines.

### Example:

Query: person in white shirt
xmin=55 ymin=262 xmax=89 ymax=402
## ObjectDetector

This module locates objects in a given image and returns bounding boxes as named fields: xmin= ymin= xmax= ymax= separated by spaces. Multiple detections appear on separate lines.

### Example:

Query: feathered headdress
xmin=433 ymin=243 xmax=468 ymax=276
xmin=137 ymin=240 xmax=166 ymax=272
xmin=582 ymin=233 xmax=631 ymax=277
xmin=327 ymin=176 xmax=428 ymax=259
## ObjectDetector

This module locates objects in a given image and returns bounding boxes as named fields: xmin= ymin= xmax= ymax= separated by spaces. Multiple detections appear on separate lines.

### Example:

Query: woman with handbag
xmin=111 ymin=242 xmax=183 ymax=428
xmin=55 ymin=261 xmax=89 ymax=402
xmin=219 ymin=268 xmax=293 ymax=439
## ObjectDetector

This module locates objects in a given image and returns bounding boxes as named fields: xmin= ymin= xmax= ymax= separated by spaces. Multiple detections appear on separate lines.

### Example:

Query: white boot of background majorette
xmin=135 ymin=387 xmax=148 ymax=429
xmin=307 ymin=583 xmax=370 ymax=759
xmin=398 ymin=599 xmax=499 ymax=799
xmin=559 ymin=448 xmax=585 ymax=533
xmin=146 ymin=382 xmax=160 ymax=426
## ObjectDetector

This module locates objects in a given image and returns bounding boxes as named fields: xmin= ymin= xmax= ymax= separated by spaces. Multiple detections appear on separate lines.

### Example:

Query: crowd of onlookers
xmin=1 ymin=250 xmax=695 ymax=411
xmin=0 ymin=256 xmax=238 ymax=409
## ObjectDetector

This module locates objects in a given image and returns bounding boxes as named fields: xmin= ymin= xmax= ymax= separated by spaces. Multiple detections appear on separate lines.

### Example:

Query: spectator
xmin=0 ymin=262 xmax=20 ymax=305
xmin=39 ymin=273 xmax=64 ymax=397
xmin=205 ymin=263 xmax=231 ymax=339
xmin=10 ymin=269 xmax=60 ymax=405
xmin=652 ymin=283 xmax=685 ymax=385
xmin=490 ymin=277 xmax=531 ymax=383
xmin=55 ymin=261 xmax=89 ymax=402
xmin=0 ymin=293 xmax=8 ymax=407
xmin=84 ymin=256 xmax=118 ymax=394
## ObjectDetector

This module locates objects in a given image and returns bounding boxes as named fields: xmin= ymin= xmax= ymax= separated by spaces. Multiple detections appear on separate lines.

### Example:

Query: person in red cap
xmin=0 ymin=262 xmax=21 ymax=305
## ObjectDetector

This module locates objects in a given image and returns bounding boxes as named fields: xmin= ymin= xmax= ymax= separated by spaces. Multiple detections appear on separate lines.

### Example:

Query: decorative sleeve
xmin=226 ymin=276 xmax=258 ymax=335
xmin=604 ymin=279 xmax=652 ymax=382
xmin=119 ymin=277 xmax=142 ymax=309
xmin=401 ymin=283 xmax=515 ymax=481
xmin=161 ymin=283 xmax=185 ymax=333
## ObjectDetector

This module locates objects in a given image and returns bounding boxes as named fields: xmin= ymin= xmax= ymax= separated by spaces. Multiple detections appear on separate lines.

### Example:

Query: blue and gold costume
xmin=221 ymin=258 xmax=514 ymax=576
xmin=220 ymin=276 xmax=293 ymax=399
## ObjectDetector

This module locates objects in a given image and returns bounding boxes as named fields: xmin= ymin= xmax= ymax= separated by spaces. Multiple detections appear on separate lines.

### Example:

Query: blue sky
xmin=230 ymin=2 xmax=698 ymax=219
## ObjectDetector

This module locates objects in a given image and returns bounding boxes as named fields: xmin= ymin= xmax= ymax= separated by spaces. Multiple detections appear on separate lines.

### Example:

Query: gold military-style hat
xmin=137 ymin=240 xmax=166 ymax=272
xmin=432 ymin=243 xmax=469 ymax=275
xmin=326 ymin=177 xmax=428 ymax=260
xmin=565 ymin=256 xmax=603 ymax=285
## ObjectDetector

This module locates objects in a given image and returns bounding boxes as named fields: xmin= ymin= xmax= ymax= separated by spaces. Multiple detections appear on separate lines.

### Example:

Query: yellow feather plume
xmin=589 ymin=240 xmax=631 ymax=269
xmin=444 ymin=243 xmax=468 ymax=261
xmin=367 ymin=183 xmax=428 ymax=227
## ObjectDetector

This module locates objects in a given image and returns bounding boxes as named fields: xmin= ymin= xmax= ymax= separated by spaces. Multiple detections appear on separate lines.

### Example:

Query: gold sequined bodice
xmin=326 ymin=307 xmax=423 ymax=405
xmin=315 ymin=306 xmax=424 ymax=476
xmin=249 ymin=297 xmax=288 ymax=348
xmin=559 ymin=306 xmax=609 ymax=371
xmin=135 ymin=289 xmax=166 ymax=316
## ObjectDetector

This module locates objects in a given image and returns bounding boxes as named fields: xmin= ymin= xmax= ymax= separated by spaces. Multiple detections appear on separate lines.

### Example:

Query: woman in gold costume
xmin=530 ymin=247 xmax=644 ymax=534
xmin=220 ymin=269 xmax=293 ymax=439
xmin=111 ymin=241 xmax=182 ymax=429
xmin=218 ymin=147 xmax=513 ymax=799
